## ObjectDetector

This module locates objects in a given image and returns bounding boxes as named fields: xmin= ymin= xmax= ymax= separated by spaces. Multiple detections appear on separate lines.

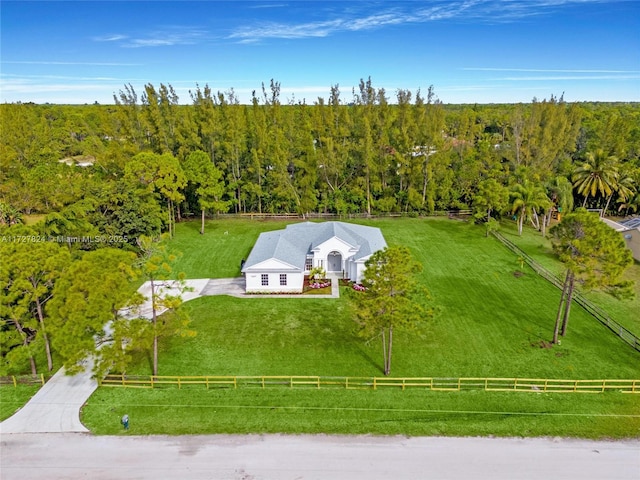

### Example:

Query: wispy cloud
xmin=94 ymin=34 xmax=128 ymax=42
xmin=228 ymin=0 xmax=617 ymax=43
xmin=94 ymin=26 xmax=209 ymax=48
xmin=462 ymin=67 xmax=640 ymax=81
xmin=247 ymin=3 xmax=289 ymax=9
xmin=464 ymin=68 xmax=640 ymax=73
xmin=499 ymin=75 xmax=640 ymax=81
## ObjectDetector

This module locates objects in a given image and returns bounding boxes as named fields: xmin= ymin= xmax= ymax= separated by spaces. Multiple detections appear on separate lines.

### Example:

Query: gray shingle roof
xmin=242 ymin=221 xmax=387 ymax=271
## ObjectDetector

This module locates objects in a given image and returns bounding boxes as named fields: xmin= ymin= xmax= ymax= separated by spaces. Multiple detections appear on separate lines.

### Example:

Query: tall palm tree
xmin=510 ymin=180 xmax=552 ymax=236
xmin=572 ymin=149 xmax=619 ymax=209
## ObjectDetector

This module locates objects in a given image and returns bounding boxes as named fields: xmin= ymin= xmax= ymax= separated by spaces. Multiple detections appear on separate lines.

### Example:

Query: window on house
xmin=305 ymin=256 xmax=313 ymax=270
xmin=261 ymin=274 xmax=269 ymax=286
xmin=279 ymin=274 xmax=287 ymax=286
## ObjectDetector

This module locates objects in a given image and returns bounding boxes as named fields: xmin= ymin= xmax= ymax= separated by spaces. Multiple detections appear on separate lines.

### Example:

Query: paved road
xmin=1 ymin=433 xmax=638 ymax=480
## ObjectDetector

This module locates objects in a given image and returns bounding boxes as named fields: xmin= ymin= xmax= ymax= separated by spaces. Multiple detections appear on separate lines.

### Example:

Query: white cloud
xmin=228 ymin=0 xmax=616 ymax=42
xmin=93 ymin=34 xmax=129 ymax=42
xmin=94 ymin=26 xmax=209 ymax=48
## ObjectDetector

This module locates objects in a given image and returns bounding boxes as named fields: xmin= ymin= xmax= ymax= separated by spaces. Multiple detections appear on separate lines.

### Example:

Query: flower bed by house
xmin=303 ymin=277 xmax=332 ymax=294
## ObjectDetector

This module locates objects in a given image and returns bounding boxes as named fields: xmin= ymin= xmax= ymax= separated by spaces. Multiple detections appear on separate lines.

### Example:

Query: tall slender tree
xmin=550 ymin=209 xmax=633 ymax=343
xmin=352 ymin=246 xmax=430 ymax=376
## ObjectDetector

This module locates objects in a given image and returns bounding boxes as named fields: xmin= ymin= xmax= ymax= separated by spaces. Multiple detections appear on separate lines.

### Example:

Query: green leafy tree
xmin=47 ymin=248 xmax=139 ymax=374
xmin=183 ymin=150 xmax=230 ymax=234
xmin=352 ymin=246 xmax=431 ymax=376
xmin=124 ymin=152 xmax=186 ymax=237
xmin=0 ymin=232 xmax=71 ymax=372
xmin=550 ymin=209 xmax=634 ymax=344
xmin=90 ymin=178 xmax=163 ymax=241
xmin=473 ymin=178 xmax=509 ymax=235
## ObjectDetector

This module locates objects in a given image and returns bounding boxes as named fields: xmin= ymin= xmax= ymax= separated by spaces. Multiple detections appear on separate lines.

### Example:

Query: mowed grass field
xmin=155 ymin=217 xmax=640 ymax=379
xmin=500 ymin=222 xmax=640 ymax=334
xmin=82 ymin=217 xmax=640 ymax=438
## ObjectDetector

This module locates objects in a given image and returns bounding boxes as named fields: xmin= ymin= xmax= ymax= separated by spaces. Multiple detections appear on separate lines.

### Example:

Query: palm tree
xmin=510 ymin=180 xmax=552 ymax=236
xmin=618 ymin=191 xmax=640 ymax=215
xmin=0 ymin=202 xmax=23 ymax=226
xmin=545 ymin=175 xmax=574 ymax=226
xmin=572 ymin=149 xmax=619 ymax=209
xmin=613 ymin=167 xmax=638 ymax=215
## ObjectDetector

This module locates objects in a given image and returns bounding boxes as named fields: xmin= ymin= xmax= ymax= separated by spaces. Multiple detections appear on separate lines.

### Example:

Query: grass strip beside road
xmin=82 ymin=387 xmax=640 ymax=439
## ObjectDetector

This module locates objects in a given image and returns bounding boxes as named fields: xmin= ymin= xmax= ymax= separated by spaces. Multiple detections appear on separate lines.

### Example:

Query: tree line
xmin=1 ymin=79 xmax=639 ymax=237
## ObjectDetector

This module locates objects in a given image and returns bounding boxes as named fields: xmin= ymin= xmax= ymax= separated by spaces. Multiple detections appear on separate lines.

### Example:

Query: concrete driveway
xmin=0 ymin=363 xmax=96 ymax=434
xmin=1 ymin=433 xmax=638 ymax=480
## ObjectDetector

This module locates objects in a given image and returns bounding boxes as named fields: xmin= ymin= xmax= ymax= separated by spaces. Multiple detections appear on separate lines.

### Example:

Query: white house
xmin=241 ymin=221 xmax=387 ymax=293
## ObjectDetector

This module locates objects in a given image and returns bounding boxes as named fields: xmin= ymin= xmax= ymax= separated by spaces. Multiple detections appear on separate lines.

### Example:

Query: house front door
xmin=327 ymin=252 xmax=342 ymax=272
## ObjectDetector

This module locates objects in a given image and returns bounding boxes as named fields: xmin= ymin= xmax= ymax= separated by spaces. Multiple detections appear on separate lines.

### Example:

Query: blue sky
xmin=1 ymin=0 xmax=639 ymax=104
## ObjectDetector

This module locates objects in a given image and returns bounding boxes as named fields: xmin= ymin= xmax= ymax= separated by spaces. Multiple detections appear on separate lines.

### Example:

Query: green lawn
xmin=82 ymin=387 xmax=640 ymax=439
xmin=81 ymin=217 xmax=640 ymax=438
xmin=0 ymin=385 xmax=40 ymax=421
xmin=168 ymin=219 xmax=294 ymax=278
xmin=497 ymin=220 xmax=640 ymax=334
xmin=143 ymin=218 xmax=639 ymax=380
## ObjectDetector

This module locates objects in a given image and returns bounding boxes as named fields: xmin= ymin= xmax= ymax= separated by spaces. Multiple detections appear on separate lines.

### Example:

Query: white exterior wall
xmin=244 ymin=258 xmax=304 ymax=293
xmin=354 ymin=257 xmax=370 ymax=283
xmin=245 ymin=271 xmax=304 ymax=293
xmin=313 ymin=237 xmax=357 ymax=274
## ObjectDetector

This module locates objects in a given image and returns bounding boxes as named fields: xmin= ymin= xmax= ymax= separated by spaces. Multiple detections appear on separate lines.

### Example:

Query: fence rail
xmin=492 ymin=231 xmax=640 ymax=352
xmin=99 ymin=374 xmax=639 ymax=394
xmin=210 ymin=210 xmax=473 ymax=221
xmin=0 ymin=374 xmax=46 ymax=387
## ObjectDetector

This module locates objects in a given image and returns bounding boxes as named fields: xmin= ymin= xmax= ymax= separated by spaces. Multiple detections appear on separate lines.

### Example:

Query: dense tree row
xmin=1 ymin=80 xmax=639 ymax=236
